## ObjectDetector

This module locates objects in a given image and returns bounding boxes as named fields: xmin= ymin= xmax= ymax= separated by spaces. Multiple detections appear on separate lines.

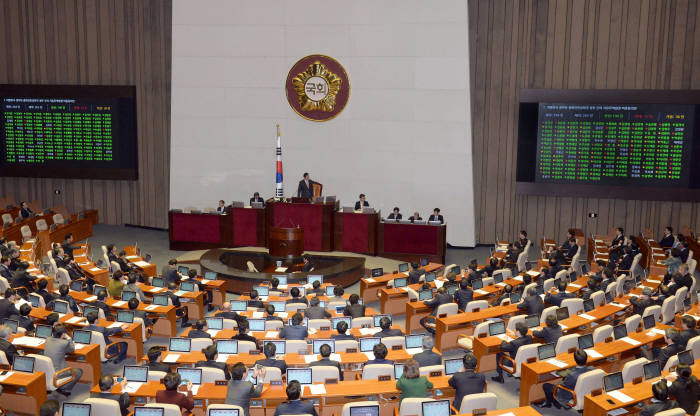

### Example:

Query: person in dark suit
xmin=331 ymin=321 xmax=356 ymax=340
xmin=33 ymin=278 xmax=56 ymax=306
xmin=673 ymin=264 xmax=693 ymax=291
xmin=264 ymin=304 xmax=283 ymax=322
xmin=409 ymin=212 xmax=422 ymax=222
xmin=217 ymin=302 xmax=243 ymax=322
xmin=375 ymin=316 xmax=403 ymax=338
xmin=309 ymin=280 xmax=325 ymax=296
xmin=232 ymin=319 xmax=260 ymax=347
xmin=454 ymin=279 xmax=474 ymax=311
xmin=541 ymin=258 xmax=564 ymax=281
xmin=146 ymin=346 xmax=171 ymax=373
xmin=0 ymin=238 xmax=8 ymax=257
xmin=0 ymin=288 xmax=19 ymax=321
xmin=309 ymin=343 xmax=343 ymax=380
xmin=255 ymin=342 xmax=287 ymax=373
xmin=286 ymin=287 xmax=308 ymax=306
xmin=387 ymin=207 xmax=402 ymax=220
xmin=478 ymin=257 xmax=499 ymax=277
xmin=610 ymin=228 xmax=625 ymax=250
xmin=544 ymin=280 xmax=575 ymax=307
xmin=640 ymin=381 xmax=680 ymax=416
xmin=10 ymin=261 xmax=35 ymax=291
xmin=408 ymin=262 xmax=424 ymax=285
xmin=274 ymin=380 xmax=318 ymax=416
xmin=533 ymin=314 xmax=563 ymax=345
xmin=0 ymin=324 xmax=18 ymax=365
xmin=85 ymin=311 xmax=127 ymax=363
xmin=90 ymin=289 xmax=113 ymax=319
xmin=354 ymin=194 xmax=369 ymax=210
xmin=155 ymin=372 xmax=194 ymax=413
xmin=428 ymin=208 xmax=444 ymax=224
xmin=668 ymin=364 xmax=700 ymax=414
xmin=278 ymin=313 xmax=308 ymax=340
xmin=615 ymin=247 xmax=635 ymax=275
xmin=215 ymin=199 xmax=226 ymax=213
xmin=0 ymin=257 xmax=11 ymax=281
xmin=304 ymin=297 xmax=331 ymax=320
xmin=92 ymin=375 xmax=130 ymax=416
xmin=226 ymin=363 xmax=264 ymax=416
xmin=564 ymin=238 xmax=578 ymax=260
xmin=651 ymin=328 xmax=684 ymax=370
xmin=297 ymin=173 xmax=314 ymax=199
xmin=18 ymin=202 xmax=32 ymax=219
xmin=412 ymin=336 xmax=442 ymax=367
xmin=518 ymin=287 xmax=544 ymax=317
xmin=188 ymin=319 xmax=212 ymax=338
xmin=196 ymin=344 xmax=231 ymax=380
xmin=250 ymin=192 xmax=265 ymax=206
xmin=246 ymin=290 xmax=264 ymax=309
xmin=539 ymin=349 xmax=592 ymax=408
xmin=679 ymin=315 xmax=699 ymax=348
xmin=420 ymin=287 xmax=454 ymax=334
xmin=166 ymin=282 xmax=190 ymax=327
xmin=53 ymin=246 xmax=84 ymax=281
xmin=11 ymin=303 xmax=35 ymax=332
xmin=679 ymin=240 xmax=691 ymax=263
xmin=492 ymin=322 xmax=533 ymax=383
xmin=492 ymin=284 xmax=514 ymax=307
xmin=162 ymin=259 xmax=181 ymax=285
xmin=660 ymin=227 xmax=675 ymax=249
xmin=343 ymin=294 xmax=366 ymax=318
xmin=449 ymin=353 xmax=485 ymax=411
xmin=61 ymin=233 xmax=77 ymax=259
xmin=115 ymin=250 xmax=133 ymax=273
xmin=127 ymin=297 xmax=153 ymax=327
xmin=366 ymin=342 xmax=393 ymax=365
xmin=630 ymin=287 xmax=655 ymax=317
xmin=301 ymin=255 xmax=314 ymax=273
xmin=8 ymin=249 xmax=21 ymax=271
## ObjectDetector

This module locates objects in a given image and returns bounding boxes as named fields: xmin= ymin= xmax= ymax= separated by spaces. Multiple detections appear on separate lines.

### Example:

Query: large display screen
xmin=517 ymin=90 xmax=700 ymax=201
xmin=0 ymin=84 xmax=138 ymax=179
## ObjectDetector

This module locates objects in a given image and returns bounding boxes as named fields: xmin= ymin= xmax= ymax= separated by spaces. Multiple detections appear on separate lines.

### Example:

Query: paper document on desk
xmin=475 ymin=289 xmax=488 ymax=295
xmin=265 ymin=331 xmax=278 ymax=338
xmin=648 ymin=328 xmax=666 ymax=336
xmin=607 ymin=390 xmax=633 ymax=403
xmin=66 ymin=316 xmax=85 ymax=324
xmin=112 ymin=301 xmax=127 ymax=307
xmin=174 ymin=290 xmax=187 ymax=297
xmin=584 ymin=348 xmax=603 ymax=358
xmin=304 ymin=354 xmax=319 ymax=364
xmin=609 ymin=303 xmax=627 ymax=308
xmin=434 ymin=280 xmax=445 ymax=289
xmin=191 ymin=385 xmax=200 ymax=395
xmin=307 ymin=384 xmax=326 ymax=395
xmin=0 ymin=371 xmax=15 ymax=382
xmin=359 ymin=327 xmax=381 ymax=336
xmin=74 ymin=343 xmax=87 ymax=350
xmin=607 ymin=409 xmax=628 ymax=416
xmin=134 ymin=261 xmax=150 ymax=267
xmin=278 ymin=312 xmax=288 ymax=319
xmin=406 ymin=348 xmax=423 ymax=355
xmin=206 ymin=329 xmax=219 ymax=337
xmin=200 ymin=279 xmax=211 ymax=284
xmin=149 ymin=287 xmax=165 ymax=293
xmin=126 ymin=255 xmax=139 ymax=259
xmin=330 ymin=353 xmax=341 ymax=362
xmin=495 ymin=334 xmax=513 ymax=342
xmin=513 ymin=276 xmax=523 ymax=282
xmin=275 ymin=267 xmax=288 ymax=272
xmin=498 ymin=413 xmax=516 ymax=416
xmin=364 ymin=278 xmax=376 ymax=283
xmin=216 ymin=354 xmax=230 ymax=363
xmin=90 ymin=267 xmax=102 ymax=272
xmin=11 ymin=336 xmax=44 ymax=347
xmin=124 ymin=382 xmax=143 ymax=393
xmin=108 ymin=322 xmax=126 ymax=329
xmin=560 ymin=324 xmax=568 ymax=330
xmin=526 ymin=271 xmax=540 ymax=277
xmin=308 ymin=328 xmax=317 ymax=335
xmin=163 ymin=354 xmax=180 ymax=363
xmin=620 ymin=337 xmax=641 ymax=346
xmin=579 ymin=314 xmax=595 ymax=320
xmin=496 ymin=282 xmax=506 ymax=287
xmin=145 ymin=305 xmax=159 ymax=311
xmin=545 ymin=358 xmax=567 ymax=368
xmin=569 ymin=284 xmax=582 ymax=289
xmin=84 ymin=295 xmax=97 ymax=302
xmin=363 ymin=351 xmax=375 ymax=360
xmin=647 ymin=279 xmax=661 ymax=284
xmin=252 ymin=311 xmax=264 ymax=318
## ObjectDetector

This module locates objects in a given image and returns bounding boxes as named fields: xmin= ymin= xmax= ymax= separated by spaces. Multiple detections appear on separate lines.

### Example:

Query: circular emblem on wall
xmin=285 ymin=55 xmax=350 ymax=122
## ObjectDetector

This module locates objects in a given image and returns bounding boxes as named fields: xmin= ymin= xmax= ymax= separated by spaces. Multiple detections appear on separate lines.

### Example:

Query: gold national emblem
xmin=285 ymin=55 xmax=350 ymax=122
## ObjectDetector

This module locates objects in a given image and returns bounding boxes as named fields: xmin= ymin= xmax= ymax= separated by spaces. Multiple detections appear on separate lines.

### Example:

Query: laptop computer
xmin=73 ymin=329 xmax=91 ymax=345
xmin=286 ymin=368 xmax=312 ymax=385
xmin=643 ymin=361 xmax=661 ymax=380
xmin=216 ymin=339 xmax=238 ymax=355
xmin=525 ymin=315 xmax=540 ymax=328
xmin=124 ymin=365 xmax=149 ymax=382
xmin=35 ymin=324 xmax=52 ymax=338
xmin=253 ymin=286 xmax=270 ymax=297
xmin=488 ymin=321 xmax=506 ymax=336
xmin=206 ymin=317 xmax=223 ymax=330
xmin=472 ymin=279 xmax=484 ymax=290
xmin=69 ymin=280 xmax=83 ymax=292
xmin=331 ymin=317 xmax=352 ymax=330
xmin=230 ymin=300 xmax=247 ymax=312
xmin=53 ymin=300 xmax=69 ymax=314
xmin=312 ymin=339 xmax=335 ymax=354
xmin=678 ymin=350 xmax=694 ymax=365
xmin=444 ymin=358 xmax=463 ymax=375
xmin=349 ymin=405 xmax=380 ymax=416
xmin=398 ymin=263 xmax=409 ymax=273
xmin=151 ymin=277 xmax=165 ymax=287
xmin=405 ymin=334 xmax=423 ymax=350
xmin=510 ymin=292 xmax=522 ymax=303
xmin=248 ymin=319 xmax=265 ymax=332
xmin=394 ymin=363 xmax=405 ymax=379
xmin=583 ymin=299 xmax=594 ymax=312
xmin=613 ymin=324 xmax=627 ymax=340
xmin=425 ymin=272 xmax=436 ymax=283
xmin=13 ymin=355 xmax=35 ymax=373
xmin=603 ymin=372 xmax=624 ymax=392
xmin=643 ymin=314 xmax=656 ymax=330
xmin=270 ymin=301 xmax=286 ymax=312
xmin=169 ymin=337 xmax=191 ymax=352
xmin=177 ymin=368 xmax=202 ymax=386
xmin=3 ymin=319 xmax=18 ymax=333
xmin=393 ymin=277 xmax=408 ymax=288
xmin=537 ymin=343 xmax=556 ymax=360
xmin=153 ymin=293 xmax=169 ymax=306
xmin=360 ymin=337 xmax=381 ymax=352
xmin=121 ymin=291 xmax=137 ymax=302
xmin=204 ymin=271 xmax=217 ymax=280
xmin=180 ymin=281 xmax=196 ymax=292
xmin=62 ymin=403 xmax=91 ymax=416
xmin=420 ymin=257 xmax=429 ymax=266
xmin=133 ymin=407 xmax=164 ymax=416
xmin=578 ymin=333 xmax=594 ymax=350
xmin=374 ymin=314 xmax=391 ymax=327
xmin=117 ymin=310 xmax=135 ymax=324
xmin=556 ymin=307 xmax=569 ymax=321
xmin=371 ymin=268 xmax=384 ymax=277
xmin=422 ymin=400 xmax=451 ymax=416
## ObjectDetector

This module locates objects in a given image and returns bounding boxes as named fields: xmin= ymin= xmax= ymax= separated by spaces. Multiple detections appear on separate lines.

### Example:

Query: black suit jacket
xmin=343 ymin=304 xmax=365 ymax=318
xmin=640 ymin=400 xmax=679 ymax=416
xmin=0 ymin=338 xmax=18 ymax=364
xmin=62 ymin=242 xmax=77 ymax=259
xmin=630 ymin=297 xmax=655 ymax=317
xmin=354 ymin=201 xmax=369 ymax=210
xmin=680 ymin=329 xmax=700 ymax=348
xmin=0 ymin=299 xmax=18 ymax=321
xmin=274 ymin=400 xmax=318 ymax=416
xmin=408 ymin=268 xmax=424 ymax=285
xmin=413 ymin=350 xmax=442 ymax=367
xmin=454 ymin=289 xmax=473 ymax=311
xmin=544 ymin=291 xmax=574 ymax=307
xmin=518 ymin=295 xmax=544 ymax=317
xmin=10 ymin=270 xmax=34 ymax=290
xmin=304 ymin=306 xmax=331 ymax=320
xmin=0 ymin=265 xmax=11 ymax=280
xmin=19 ymin=208 xmax=32 ymax=219
xmin=148 ymin=361 xmax=172 ymax=373
xmin=424 ymin=293 xmax=454 ymax=316
xmin=195 ymin=359 xmax=230 ymax=380
xmin=659 ymin=343 xmax=684 ymax=370
xmin=255 ymin=357 xmax=287 ymax=374
xmin=680 ymin=248 xmax=690 ymax=263
xmin=92 ymin=391 xmax=130 ymax=416
xmin=387 ymin=213 xmax=402 ymax=220
xmin=297 ymin=180 xmax=314 ymax=199
xmin=249 ymin=197 xmax=265 ymax=206
xmin=659 ymin=234 xmax=675 ymax=249
xmin=428 ymin=214 xmax=444 ymax=224
xmin=500 ymin=334 xmax=533 ymax=358
xmin=449 ymin=370 xmax=485 ymax=410
xmin=188 ymin=329 xmax=211 ymax=338
xmin=668 ymin=377 xmax=700 ymax=414
xmin=532 ymin=325 xmax=563 ymax=344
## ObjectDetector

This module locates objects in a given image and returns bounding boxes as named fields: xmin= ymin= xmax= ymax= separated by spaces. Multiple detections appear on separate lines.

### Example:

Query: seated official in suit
xmin=279 ymin=313 xmax=308 ymax=340
xmin=218 ymin=302 xmax=243 ymax=322
xmin=93 ymin=376 xmax=130 ymax=416
xmin=62 ymin=233 xmax=78 ymax=259
xmin=85 ymin=311 xmax=127 ymax=363
xmin=332 ymin=321 xmax=356 ymax=340
xmin=680 ymin=315 xmax=700 ymax=348
xmin=256 ymin=342 xmax=287 ymax=373
xmin=343 ymin=294 xmax=366 ymax=318
xmin=630 ymin=287 xmax=655 ymax=316
xmin=49 ymin=284 xmax=80 ymax=313
xmin=396 ymin=359 xmax=433 ymax=404
xmin=90 ymin=289 xmax=113 ymax=319
xmin=412 ymin=336 xmax=442 ymax=367
xmin=304 ymin=297 xmax=331 ymax=320
xmin=297 ymin=172 xmax=314 ymax=199
xmin=492 ymin=322 xmax=532 ymax=383
xmin=640 ymin=381 xmax=680 ymax=416
xmin=19 ymin=201 xmax=32 ymax=219
xmin=44 ymin=324 xmax=83 ymax=396
xmin=232 ymin=319 xmax=260 ymax=347
xmin=309 ymin=279 xmax=325 ymax=296
xmin=539 ymin=349 xmax=592 ymax=408
xmin=124 ymin=273 xmax=146 ymax=302
xmin=366 ymin=342 xmax=393 ymax=365
xmin=147 ymin=346 xmax=171 ymax=372
xmin=387 ymin=207 xmax=402 ymax=220
xmin=491 ymin=284 xmax=513 ymax=307
xmin=449 ymin=353 xmax=485 ymax=411
xmin=264 ymin=304 xmax=283 ymax=322
xmin=668 ymin=364 xmax=700 ymax=414
xmin=0 ymin=256 xmax=11 ymax=280
xmin=309 ymin=343 xmax=343 ymax=380
xmin=544 ymin=280 xmax=575 ymax=307
xmin=0 ymin=324 xmax=18 ymax=365
xmin=533 ymin=314 xmax=563 ymax=345
xmin=328 ymin=285 xmax=345 ymax=303
xmin=540 ymin=258 xmax=564 ymax=280
xmin=274 ymin=380 xmax=318 ymax=416
xmin=163 ymin=259 xmax=181 ymax=285
xmin=250 ymin=192 xmax=265 ymax=206
xmin=409 ymin=212 xmax=422 ymax=222
xmin=11 ymin=303 xmax=35 ymax=332
xmin=156 ymin=372 xmax=194 ymax=413
xmin=246 ymin=290 xmax=264 ymax=309
xmin=10 ymin=261 xmax=35 ymax=291
xmin=286 ymin=287 xmax=308 ymax=305
xmin=127 ymin=297 xmax=153 ymax=327
xmin=355 ymin=193 xmax=369 ymax=210
xmin=217 ymin=199 xmax=226 ymax=212
xmin=188 ymin=319 xmax=212 ymax=338
xmin=116 ymin=250 xmax=133 ymax=273
xmin=420 ymin=287 xmax=454 ymax=334
xmin=454 ymin=278 xmax=474 ymax=310
xmin=375 ymin=316 xmax=403 ymax=338
xmin=196 ymin=344 xmax=231 ymax=380
xmin=672 ymin=264 xmax=693 ymax=290
xmin=659 ymin=226 xmax=675 ymax=249
xmin=518 ymin=287 xmax=544 ymax=317
xmin=407 ymin=262 xmax=424 ymax=285
xmin=301 ymin=255 xmax=314 ymax=272
xmin=227 ymin=363 xmax=265 ymax=416
xmin=428 ymin=208 xmax=444 ymax=224
xmin=680 ymin=240 xmax=691 ymax=263
xmin=645 ymin=328 xmax=683 ymax=370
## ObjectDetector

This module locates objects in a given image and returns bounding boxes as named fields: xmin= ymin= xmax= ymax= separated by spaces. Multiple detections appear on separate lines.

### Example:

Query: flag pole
xmin=275 ymin=124 xmax=284 ymax=200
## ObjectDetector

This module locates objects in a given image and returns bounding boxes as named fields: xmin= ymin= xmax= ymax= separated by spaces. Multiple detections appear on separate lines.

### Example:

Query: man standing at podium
xmin=297 ymin=173 xmax=314 ymax=199
xmin=355 ymin=194 xmax=369 ymax=210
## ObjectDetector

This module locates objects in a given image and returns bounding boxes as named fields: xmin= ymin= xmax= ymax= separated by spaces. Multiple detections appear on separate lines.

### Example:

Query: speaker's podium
xmin=265 ymin=200 xmax=336 ymax=252
xmin=268 ymin=226 xmax=304 ymax=259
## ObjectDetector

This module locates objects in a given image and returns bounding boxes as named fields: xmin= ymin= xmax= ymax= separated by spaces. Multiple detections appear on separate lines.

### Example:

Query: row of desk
xmin=169 ymin=202 xmax=447 ymax=263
